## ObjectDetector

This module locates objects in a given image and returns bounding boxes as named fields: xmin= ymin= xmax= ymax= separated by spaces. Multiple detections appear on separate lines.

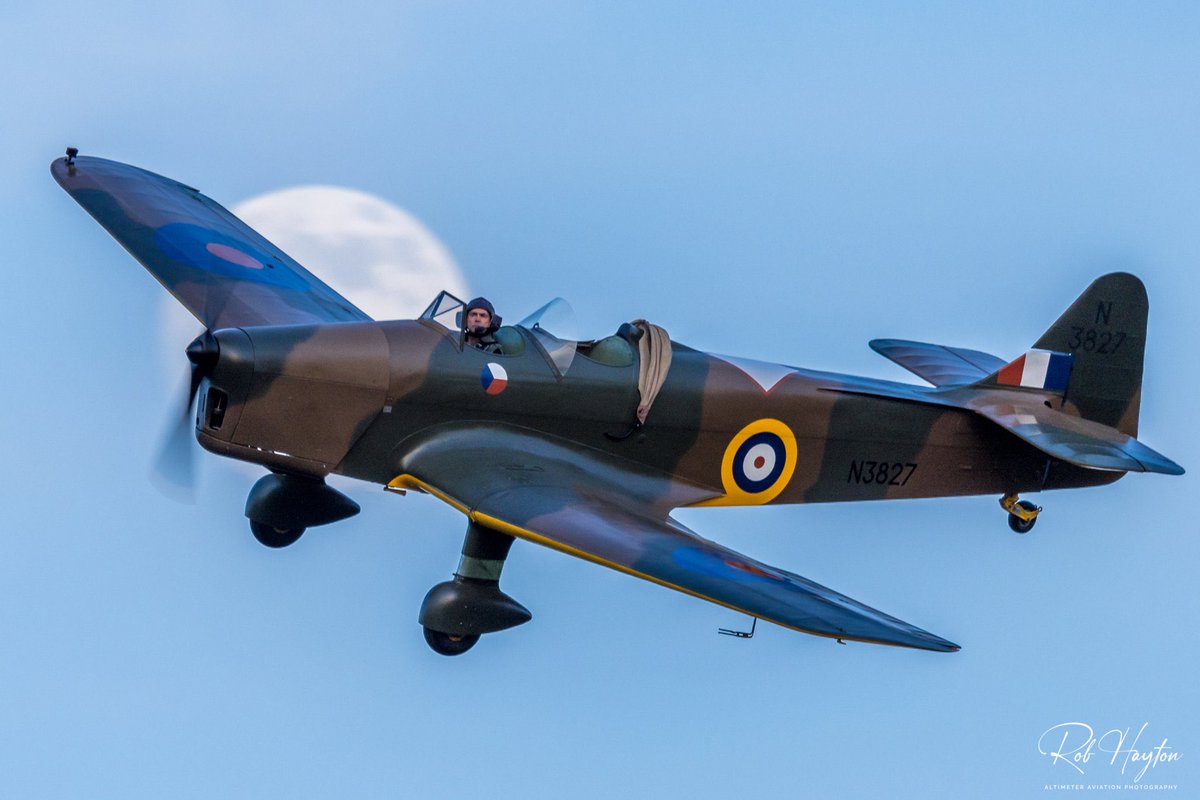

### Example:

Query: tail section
xmin=1032 ymin=272 xmax=1146 ymax=436
xmin=855 ymin=273 xmax=1178 ymax=475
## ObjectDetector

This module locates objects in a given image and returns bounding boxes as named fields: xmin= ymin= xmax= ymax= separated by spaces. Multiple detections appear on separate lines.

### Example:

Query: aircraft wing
xmin=870 ymin=339 xmax=1008 ymax=387
xmin=52 ymin=154 xmax=371 ymax=328
xmin=393 ymin=424 xmax=960 ymax=652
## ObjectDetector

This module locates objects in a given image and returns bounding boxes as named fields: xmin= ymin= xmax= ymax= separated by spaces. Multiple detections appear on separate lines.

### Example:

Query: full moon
xmin=159 ymin=185 xmax=469 ymax=372
xmin=233 ymin=186 xmax=469 ymax=319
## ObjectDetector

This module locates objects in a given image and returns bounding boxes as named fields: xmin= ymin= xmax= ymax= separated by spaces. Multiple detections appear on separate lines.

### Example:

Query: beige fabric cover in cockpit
xmin=633 ymin=319 xmax=672 ymax=424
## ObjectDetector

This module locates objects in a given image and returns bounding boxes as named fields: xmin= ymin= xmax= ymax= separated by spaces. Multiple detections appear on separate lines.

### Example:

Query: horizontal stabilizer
xmin=818 ymin=381 xmax=1182 ymax=476
xmin=870 ymin=339 xmax=1006 ymax=387
xmin=967 ymin=399 xmax=1184 ymax=475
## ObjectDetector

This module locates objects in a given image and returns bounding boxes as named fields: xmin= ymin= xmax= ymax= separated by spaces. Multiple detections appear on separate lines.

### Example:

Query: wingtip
xmin=915 ymin=631 xmax=961 ymax=653
xmin=1138 ymin=453 xmax=1185 ymax=476
xmin=50 ymin=149 xmax=80 ymax=185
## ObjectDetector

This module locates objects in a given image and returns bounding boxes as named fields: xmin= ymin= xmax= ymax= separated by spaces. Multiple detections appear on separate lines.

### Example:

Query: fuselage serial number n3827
xmin=848 ymin=460 xmax=918 ymax=486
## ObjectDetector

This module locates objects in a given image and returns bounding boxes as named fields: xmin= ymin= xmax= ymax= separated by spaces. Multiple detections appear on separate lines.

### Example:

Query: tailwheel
xmin=249 ymin=520 xmax=306 ymax=548
xmin=423 ymin=627 xmax=480 ymax=656
xmin=1000 ymin=494 xmax=1041 ymax=534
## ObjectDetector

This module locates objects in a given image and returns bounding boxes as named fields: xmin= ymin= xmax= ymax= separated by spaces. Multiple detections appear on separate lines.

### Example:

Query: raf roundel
xmin=152 ymin=222 xmax=308 ymax=292
xmin=716 ymin=418 xmax=798 ymax=505
xmin=481 ymin=362 xmax=508 ymax=395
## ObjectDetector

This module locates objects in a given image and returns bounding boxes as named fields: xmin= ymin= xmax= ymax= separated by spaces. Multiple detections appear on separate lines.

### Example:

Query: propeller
xmin=150 ymin=331 xmax=219 ymax=501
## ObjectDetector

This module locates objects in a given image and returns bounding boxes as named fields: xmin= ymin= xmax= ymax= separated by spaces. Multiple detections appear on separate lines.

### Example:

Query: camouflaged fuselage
xmin=196 ymin=318 xmax=1118 ymax=507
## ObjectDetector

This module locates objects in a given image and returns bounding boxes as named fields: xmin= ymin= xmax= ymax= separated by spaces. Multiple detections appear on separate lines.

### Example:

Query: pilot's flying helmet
xmin=463 ymin=296 xmax=502 ymax=333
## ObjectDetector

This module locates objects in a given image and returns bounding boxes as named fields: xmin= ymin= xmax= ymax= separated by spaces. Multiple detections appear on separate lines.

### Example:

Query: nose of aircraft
xmin=185 ymin=327 xmax=254 ymax=439
xmin=206 ymin=328 xmax=254 ymax=399
xmin=152 ymin=327 xmax=254 ymax=495
xmin=185 ymin=330 xmax=219 ymax=378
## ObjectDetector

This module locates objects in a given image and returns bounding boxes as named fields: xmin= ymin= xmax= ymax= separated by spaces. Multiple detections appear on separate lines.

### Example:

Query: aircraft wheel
xmin=250 ymin=520 xmax=306 ymax=548
xmin=423 ymin=627 xmax=480 ymax=656
xmin=1007 ymin=501 xmax=1039 ymax=534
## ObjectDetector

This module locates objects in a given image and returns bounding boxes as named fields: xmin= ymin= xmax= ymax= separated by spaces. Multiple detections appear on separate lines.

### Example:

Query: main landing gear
xmin=1000 ymin=493 xmax=1042 ymax=534
xmin=419 ymin=521 xmax=531 ymax=656
xmin=422 ymin=628 xmax=481 ymax=656
xmin=244 ymin=473 xmax=360 ymax=549
xmin=249 ymin=520 xmax=306 ymax=548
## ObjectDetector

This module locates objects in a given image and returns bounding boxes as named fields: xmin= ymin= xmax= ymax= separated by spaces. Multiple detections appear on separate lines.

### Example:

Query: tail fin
xmin=1032 ymin=272 xmax=1147 ymax=436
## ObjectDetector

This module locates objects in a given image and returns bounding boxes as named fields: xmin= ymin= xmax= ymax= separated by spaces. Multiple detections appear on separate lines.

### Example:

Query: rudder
xmin=1033 ymin=272 xmax=1146 ymax=436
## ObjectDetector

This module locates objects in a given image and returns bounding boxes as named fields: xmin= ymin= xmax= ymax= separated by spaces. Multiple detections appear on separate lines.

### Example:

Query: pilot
xmin=463 ymin=296 xmax=503 ymax=354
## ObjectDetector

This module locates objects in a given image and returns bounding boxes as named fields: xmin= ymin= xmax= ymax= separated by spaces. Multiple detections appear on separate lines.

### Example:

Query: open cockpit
xmin=418 ymin=290 xmax=641 ymax=372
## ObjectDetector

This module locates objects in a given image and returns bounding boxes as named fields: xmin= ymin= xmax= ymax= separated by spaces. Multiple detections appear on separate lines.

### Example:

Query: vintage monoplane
xmin=52 ymin=150 xmax=1183 ymax=656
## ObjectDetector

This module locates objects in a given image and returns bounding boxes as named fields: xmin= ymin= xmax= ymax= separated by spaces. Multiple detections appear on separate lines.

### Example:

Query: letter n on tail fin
xmin=974 ymin=273 xmax=1147 ymax=437
xmin=1032 ymin=272 xmax=1146 ymax=436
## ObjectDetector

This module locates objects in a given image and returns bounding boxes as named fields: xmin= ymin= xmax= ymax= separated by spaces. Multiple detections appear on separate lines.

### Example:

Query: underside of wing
xmin=52 ymin=154 xmax=371 ymax=328
xmin=470 ymin=489 xmax=961 ymax=651
xmin=871 ymin=338 xmax=1007 ymax=387
xmin=396 ymin=424 xmax=960 ymax=652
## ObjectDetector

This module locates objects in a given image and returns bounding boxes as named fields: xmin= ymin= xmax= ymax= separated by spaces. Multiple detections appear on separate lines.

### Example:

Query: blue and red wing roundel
xmin=154 ymin=223 xmax=309 ymax=292
xmin=671 ymin=546 xmax=789 ymax=585
xmin=712 ymin=418 xmax=798 ymax=505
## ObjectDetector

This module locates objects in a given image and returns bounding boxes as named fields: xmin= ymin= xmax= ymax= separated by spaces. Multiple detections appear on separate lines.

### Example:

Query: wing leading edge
xmin=52 ymin=154 xmax=371 ymax=329
xmin=395 ymin=424 xmax=960 ymax=652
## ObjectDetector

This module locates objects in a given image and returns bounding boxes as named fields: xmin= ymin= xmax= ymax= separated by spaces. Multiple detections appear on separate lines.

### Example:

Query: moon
xmin=159 ymin=185 xmax=469 ymax=372
xmin=232 ymin=186 xmax=469 ymax=319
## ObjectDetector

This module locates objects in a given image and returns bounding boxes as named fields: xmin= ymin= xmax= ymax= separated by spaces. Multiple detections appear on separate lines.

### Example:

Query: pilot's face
xmin=466 ymin=308 xmax=492 ymax=334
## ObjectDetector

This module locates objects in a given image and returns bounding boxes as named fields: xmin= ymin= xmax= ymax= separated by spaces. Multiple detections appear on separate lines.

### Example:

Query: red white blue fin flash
xmin=997 ymin=350 xmax=1073 ymax=392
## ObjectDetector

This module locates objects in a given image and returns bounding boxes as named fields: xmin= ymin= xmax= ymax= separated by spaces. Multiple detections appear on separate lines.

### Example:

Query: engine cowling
xmin=197 ymin=321 xmax=390 ymax=474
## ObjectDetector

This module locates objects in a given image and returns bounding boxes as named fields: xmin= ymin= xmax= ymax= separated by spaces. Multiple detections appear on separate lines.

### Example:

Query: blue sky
xmin=2 ymin=3 xmax=1198 ymax=797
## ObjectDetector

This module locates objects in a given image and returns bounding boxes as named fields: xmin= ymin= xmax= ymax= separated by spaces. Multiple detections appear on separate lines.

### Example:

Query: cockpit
xmin=419 ymin=290 xmax=639 ymax=377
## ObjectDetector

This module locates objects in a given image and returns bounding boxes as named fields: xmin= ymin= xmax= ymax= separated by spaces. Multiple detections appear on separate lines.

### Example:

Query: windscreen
xmin=517 ymin=297 xmax=579 ymax=377
xmin=420 ymin=290 xmax=466 ymax=333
